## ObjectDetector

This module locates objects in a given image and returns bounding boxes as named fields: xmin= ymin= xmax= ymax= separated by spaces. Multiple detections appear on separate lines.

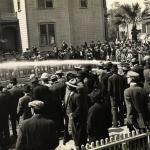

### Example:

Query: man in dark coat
xmin=9 ymin=78 xmax=24 ymax=137
xmin=0 ymin=86 xmax=10 ymax=149
xmin=124 ymin=71 xmax=149 ymax=131
xmin=100 ymin=63 xmax=112 ymax=108
xmin=108 ymin=65 xmax=126 ymax=127
xmin=16 ymin=100 xmax=59 ymax=150
xmin=63 ymin=78 xmax=77 ymax=145
xmin=17 ymin=85 xmax=32 ymax=120
xmin=143 ymin=62 xmax=150 ymax=120
xmin=49 ymin=74 xmax=66 ymax=134
xmin=87 ymin=92 xmax=112 ymax=143
xmin=67 ymin=79 xmax=88 ymax=150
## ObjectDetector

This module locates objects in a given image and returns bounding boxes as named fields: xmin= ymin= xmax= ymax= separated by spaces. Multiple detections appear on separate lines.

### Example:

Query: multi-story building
xmin=0 ymin=0 xmax=21 ymax=51
xmin=142 ymin=0 xmax=150 ymax=39
xmin=13 ymin=0 xmax=106 ymax=52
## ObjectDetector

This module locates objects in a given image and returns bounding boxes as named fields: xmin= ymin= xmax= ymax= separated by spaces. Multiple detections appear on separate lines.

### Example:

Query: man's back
xmin=108 ymin=73 xmax=125 ymax=98
xmin=0 ymin=92 xmax=9 ymax=119
xmin=16 ymin=114 xmax=59 ymax=150
xmin=87 ymin=102 xmax=112 ymax=136
xmin=9 ymin=86 xmax=24 ymax=111
xmin=124 ymin=85 xmax=148 ymax=128
xmin=124 ymin=86 xmax=148 ymax=115
xmin=17 ymin=95 xmax=32 ymax=120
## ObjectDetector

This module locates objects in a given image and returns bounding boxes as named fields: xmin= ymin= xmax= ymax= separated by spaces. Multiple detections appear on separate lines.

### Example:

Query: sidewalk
xmin=56 ymin=126 xmax=129 ymax=150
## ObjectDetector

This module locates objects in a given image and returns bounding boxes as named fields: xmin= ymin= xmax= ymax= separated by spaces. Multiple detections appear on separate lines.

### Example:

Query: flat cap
xmin=41 ymin=73 xmax=49 ymax=79
xmin=55 ymin=70 xmax=63 ymax=75
xmin=127 ymin=71 xmax=139 ymax=78
xmin=50 ymin=75 xmax=58 ymax=80
xmin=28 ymin=100 xmax=44 ymax=110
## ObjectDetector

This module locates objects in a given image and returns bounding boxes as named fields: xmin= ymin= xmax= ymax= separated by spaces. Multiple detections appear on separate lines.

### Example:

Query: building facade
xmin=13 ymin=0 xmax=106 ymax=52
xmin=144 ymin=0 xmax=150 ymax=8
xmin=0 ymin=0 xmax=21 ymax=52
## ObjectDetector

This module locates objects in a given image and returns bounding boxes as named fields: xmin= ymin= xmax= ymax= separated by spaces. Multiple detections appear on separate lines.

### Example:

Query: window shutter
xmin=38 ymin=0 xmax=45 ymax=8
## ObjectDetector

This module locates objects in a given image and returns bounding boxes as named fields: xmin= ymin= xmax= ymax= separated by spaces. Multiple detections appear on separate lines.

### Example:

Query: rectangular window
xmin=46 ymin=0 xmax=53 ymax=8
xmin=17 ymin=0 xmax=21 ymax=11
xmin=38 ymin=0 xmax=53 ymax=8
xmin=80 ymin=0 xmax=88 ymax=8
xmin=39 ymin=23 xmax=55 ymax=46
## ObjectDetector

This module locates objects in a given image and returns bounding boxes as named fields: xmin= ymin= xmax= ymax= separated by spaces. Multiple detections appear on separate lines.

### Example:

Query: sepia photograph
xmin=0 ymin=0 xmax=150 ymax=150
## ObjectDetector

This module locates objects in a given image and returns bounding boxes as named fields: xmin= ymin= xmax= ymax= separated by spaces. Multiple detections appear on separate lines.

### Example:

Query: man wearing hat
xmin=49 ymin=73 xmax=66 ymax=135
xmin=32 ymin=78 xmax=56 ymax=122
xmin=0 ymin=86 xmax=10 ymax=149
xmin=17 ymin=85 xmax=32 ymax=121
xmin=40 ymin=72 xmax=50 ymax=87
xmin=108 ymin=64 xmax=126 ymax=127
xmin=65 ymin=79 xmax=88 ymax=149
xmin=16 ymin=100 xmax=59 ymax=150
xmin=55 ymin=70 xmax=66 ymax=83
xmin=8 ymin=78 xmax=24 ymax=137
xmin=100 ymin=62 xmax=112 ymax=111
xmin=124 ymin=72 xmax=149 ymax=131
xmin=29 ymin=75 xmax=40 ymax=90
xmin=63 ymin=78 xmax=78 ymax=144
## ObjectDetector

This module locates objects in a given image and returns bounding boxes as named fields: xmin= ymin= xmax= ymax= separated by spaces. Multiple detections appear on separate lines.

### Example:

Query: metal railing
xmin=81 ymin=130 xmax=150 ymax=150
xmin=0 ymin=64 xmax=75 ymax=84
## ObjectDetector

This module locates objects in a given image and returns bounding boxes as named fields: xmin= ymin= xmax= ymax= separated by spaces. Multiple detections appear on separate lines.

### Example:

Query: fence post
xmin=85 ymin=143 xmax=90 ymax=149
xmin=91 ymin=142 xmax=95 ymax=148
xmin=105 ymin=138 xmax=109 ymax=145
xmin=122 ymin=142 xmax=128 ymax=150
xmin=96 ymin=140 xmax=100 ymax=147
xmin=100 ymin=139 xmax=104 ymax=146
xmin=81 ymin=145 xmax=86 ymax=150
xmin=148 ymin=131 xmax=150 ymax=149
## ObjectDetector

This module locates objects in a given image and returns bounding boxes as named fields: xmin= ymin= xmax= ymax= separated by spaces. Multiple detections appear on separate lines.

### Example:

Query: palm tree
xmin=115 ymin=3 xmax=148 ymax=42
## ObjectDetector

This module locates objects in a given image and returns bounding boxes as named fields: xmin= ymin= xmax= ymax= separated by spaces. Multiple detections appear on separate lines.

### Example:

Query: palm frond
xmin=115 ymin=13 xmax=123 ymax=18
xmin=132 ymin=3 xmax=141 ymax=14
xmin=141 ymin=8 xmax=150 ymax=18
xmin=121 ymin=4 xmax=133 ymax=18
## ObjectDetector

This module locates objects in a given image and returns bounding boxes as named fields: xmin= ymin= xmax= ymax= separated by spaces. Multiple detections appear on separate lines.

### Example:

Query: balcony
xmin=0 ymin=13 xmax=18 ymax=22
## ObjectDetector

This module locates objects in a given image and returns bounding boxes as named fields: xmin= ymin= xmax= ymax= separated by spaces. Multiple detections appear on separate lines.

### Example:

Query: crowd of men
xmin=22 ymin=40 xmax=150 ymax=61
xmin=0 ymin=55 xmax=150 ymax=150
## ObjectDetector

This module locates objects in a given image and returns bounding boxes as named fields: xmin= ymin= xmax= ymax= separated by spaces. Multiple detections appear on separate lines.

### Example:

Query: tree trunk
xmin=131 ymin=24 xmax=138 ymax=42
xmin=126 ymin=24 xmax=129 ymax=40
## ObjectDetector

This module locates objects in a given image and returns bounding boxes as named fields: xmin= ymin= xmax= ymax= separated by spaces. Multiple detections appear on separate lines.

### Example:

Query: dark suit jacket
xmin=16 ymin=114 xmax=59 ymax=150
xmin=108 ymin=73 xmax=126 ymax=100
xmin=69 ymin=91 xmax=88 ymax=146
xmin=0 ymin=91 xmax=9 ymax=119
xmin=49 ymin=81 xmax=66 ymax=129
xmin=87 ymin=102 xmax=111 ymax=140
xmin=101 ymin=72 xmax=111 ymax=96
xmin=124 ymin=85 xmax=149 ymax=129
xmin=144 ymin=69 xmax=150 ymax=94
xmin=9 ymin=86 xmax=24 ymax=114
xmin=17 ymin=94 xmax=32 ymax=120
